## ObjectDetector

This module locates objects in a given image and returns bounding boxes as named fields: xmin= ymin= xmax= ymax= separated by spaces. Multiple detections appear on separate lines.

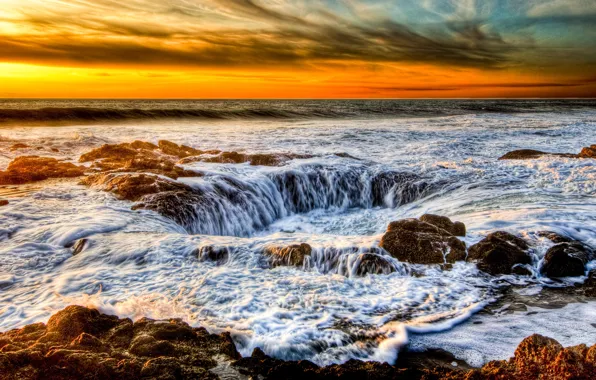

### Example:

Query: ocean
xmin=0 ymin=99 xmax=595 ymax=367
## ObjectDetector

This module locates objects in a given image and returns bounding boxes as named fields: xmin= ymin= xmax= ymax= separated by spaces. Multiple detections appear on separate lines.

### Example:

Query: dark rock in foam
xmin=467 ymin=231 xmax=532 ymax=275
xmin=419 ymin=214 xmax=466 ymax=237
xmin=541 ymin=242 xmax=592 ymax=278
xmin=379 ymin=218 xmax=466 ymax=264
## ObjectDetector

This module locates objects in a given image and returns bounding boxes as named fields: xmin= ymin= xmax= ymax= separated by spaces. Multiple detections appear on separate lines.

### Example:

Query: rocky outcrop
xmin=179 ymin=151 xmax=312 ymax=166
xmin=0 ymin=156 xmax=86 ymax=185
xmin=499 ymin=144 xmax=596 ymax=160
xmin=467 ymin=231 xmax=532 ymax=275
xmin=419 ymin=214 xmax=466 ymax=237
xmin=379 ymin=218 xmax=466 ymax=264
xmin=540 ymin=242 xmax=592 ymax=278
xmin=81 ymin=173 xmax=193 ymax=202
xmin=157 ymin=140 xmax=202 ymax=158
xmin=264 ymin=243 xmax=312 ymax=267
xmin=1 ymin=307 xmax=595 ymax=379
xmin=79 ymin=141 xmax=197 ymax=179
xmin=0 ymin=305 xmax=240 ymax=380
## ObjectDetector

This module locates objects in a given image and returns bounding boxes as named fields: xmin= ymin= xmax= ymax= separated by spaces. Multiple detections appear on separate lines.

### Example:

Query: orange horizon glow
xmin=1 ymin=1 xmax=595 ymax=98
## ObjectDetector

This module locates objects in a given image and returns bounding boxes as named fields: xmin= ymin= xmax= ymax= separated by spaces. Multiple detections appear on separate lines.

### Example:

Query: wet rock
xmin=578 ymin=144 xmax=596 ymax=158
xmin=536 ymin=231 xmax=573 ymax=243
xmin=0 ymin=199 xmax=8 ymax=207
xmin=0 ymin=156 xmax=86 ymax=185
xmin=157 ymin=140 xmax=202 ymax=158
xmin=540 ymin=242 xmax=591 ymax=278
xmin=371 ymin=171 xmax=430 ymax=207
xmin=0 ymin=306 xmax=240 ymax=380
xmin=355 ymin=253 xmax=395 ymax=276
xmin=498 ymin=149 xmax=576 ymax=160
xmin=264 ymin=243 xmax=312 ymax=267
xmin=70 ymin=238 xmax=89 ymax=256
xmin=467 ymin=231 xmax=532 ymax=275
xmin=79 ymin=142 xmax=197 ymax=179
xmin=419 ymin=214 xmax=466 ymax=237
xmin=9 ymin=143 xmax=29 ymax=151
xmin=196 ymin=245 xmax=229 ymax=264
xmin=81 ymin=173 xmax=193 ymax=202
xmin=185 ymin=151 xmax=312 ymax=166
xmin=379 ymin=219 xmax=466 ymax=264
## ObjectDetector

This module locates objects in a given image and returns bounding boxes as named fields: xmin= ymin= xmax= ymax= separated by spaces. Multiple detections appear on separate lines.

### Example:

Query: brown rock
xmin=264 ymin=243 xmax=312 ymax=267
xmin=9 ymin=143 xmax=29 ymax=151
xmin=81 ymin=173 xmax=193 ymax=202
xmin=0 ymin=199 xmax=8 ymax=207
xmin=379 ymin=219 xmax=466 ymax=264
xmin=467 ymin=231 xmax=532 ymax=275
xmin=419 ymin=214 xmax=466 ymax=236
xmin=0 ymin=156 xmax=85 ymax=185
xmin=158 ymin=140 xmax=202 ymax=158
xmin=183 ymin=151 xmax=312 ymax=166
xmin=536 ymin=231 xmax=573 ymax=243
xmin=540 ymin=242 xmax=591 ymax=278
xmin=578 ymin=144 xmax=596 ymax=158
xmin=69 ymin=238 xmax=89 ymax=256
xmin=46 ymin=305 xmax=120 ymax=340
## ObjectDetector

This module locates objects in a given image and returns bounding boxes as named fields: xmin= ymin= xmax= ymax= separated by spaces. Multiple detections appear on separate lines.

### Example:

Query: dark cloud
xmin=0 ymin=0 xmax=594 ymax=75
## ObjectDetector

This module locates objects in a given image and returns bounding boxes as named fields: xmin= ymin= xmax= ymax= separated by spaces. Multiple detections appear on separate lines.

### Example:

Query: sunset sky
xmin=1 ymin=0 xmax=595 ymax=98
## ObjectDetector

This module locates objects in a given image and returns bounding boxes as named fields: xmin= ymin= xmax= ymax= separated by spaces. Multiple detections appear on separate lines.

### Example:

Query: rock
xmin=467 ymin=231 xmax=532 ymax=275
xmin=371 ymin=171 xmax=430 ymax=207
xmin=578 ymin=144 xmax=596 ymax=158
xmin=264 ymin=243 xmax=312 ymax=267
xmin=157 ymin=140 xmax=202 ymax=158
xmin=0 ymin=156 xmax=86 ymax=185
xmin=184 ymin=151 xmax=312 ymax=166
xmin=0 ymin=199 xmax=8 ymax=207
xmin=540 ymin=242 xmax=591 ymax=278
xmin=81 ymin=173 xmax=193 ymax=202
xmin=79 ymin=142 xmax=197 ymax=179
xmin=379 ymin=219 xmax=466 ymax=264
xmin=0 ymin=306 xmax=240 ymax=380
xmin=498 ymin=149 xmax=576 ymax=160
xmin=196 ymin=246 xmax=229 ymax=264
xmin=9 ymin=143 xmax=29 ymax=151
xmin=70 ymin=238 xmax=89 ymax=256
xmin=419 ymin=214 xmax=466 ymax=237
xmin=355 ymin=253 xmax=395 ymax=276
xmin=536 ymin=231 xmax=573 ymax=243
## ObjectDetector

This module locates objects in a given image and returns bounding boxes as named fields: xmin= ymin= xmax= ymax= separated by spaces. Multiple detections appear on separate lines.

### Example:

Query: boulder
xmin=578 ymin=144 xmax=596 ymax=158
xmin=540 ymin=242 xmax=591 ymax=278
xmin=355 ymin=253 xmax=395 ymax=276
xmin=467 ymin=231 xmax=532 ymax=275
xmin=264 ymin=243 xmax=312 ymax=267
xmin=379 ymin=219 xmax=466 ymax=264
xmin=419 ymin=214 xmax=466 ymax=236
xmin=0 ymin=156 xmax=86 ymax=185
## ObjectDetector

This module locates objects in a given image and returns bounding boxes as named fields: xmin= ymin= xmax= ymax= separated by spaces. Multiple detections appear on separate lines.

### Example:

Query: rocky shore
xmin=0 ymin=305 xmax=594 ymax=379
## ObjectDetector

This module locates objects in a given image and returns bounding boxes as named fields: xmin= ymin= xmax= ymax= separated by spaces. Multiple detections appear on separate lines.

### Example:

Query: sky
xmin=1 ymin=0 xmax=595 ymax=98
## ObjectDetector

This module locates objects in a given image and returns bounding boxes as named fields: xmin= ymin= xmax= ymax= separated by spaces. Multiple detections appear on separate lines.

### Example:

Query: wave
xmin=136 ymin=165 xmax=434 ymax=236
xmin=1 ymin=99 xmax=595 ymax=123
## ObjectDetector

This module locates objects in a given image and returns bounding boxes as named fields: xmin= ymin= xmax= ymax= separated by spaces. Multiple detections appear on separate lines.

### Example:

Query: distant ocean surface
xmin=0 ymin=99 xmax=595 ymax=367
xmin=0 ymin=99 xmax=595 ymax=123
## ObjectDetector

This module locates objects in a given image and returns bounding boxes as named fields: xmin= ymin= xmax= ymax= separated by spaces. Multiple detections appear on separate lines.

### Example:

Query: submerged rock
xmin=355 ymin=253 xmax=395 ymax=276
xmin=264 ymin=243 xmax=312 ymax=267
xmin=81 ymin=173 xmax=193 ymax=202
xmin=0 ymin=156 xmax=86 ymax=185
xmin=9 ymin=143 xmax=29 ymax=151
xmin=379 ymin=218 xmax=466 ymax=264
xmin=540 ymin=242 xmax=592 ymax=278
xmin=419 ymin=214 xmax=466 ymax=237
xmin=69 ymin=238 xmax=89 ymax=256
xmin=182 ymin=151 xmax=313 ymax=166
xmin=536 ymin=231 xmax=573 ymax=244
xmin=499 ymin=144 xmax=596 ymax=160
xmin=0 ymin=199 xmax=8 ymax=207
xmin=196 ymin=245 xmax=229 ymax=264
xmin=467 ymin=231 xmax=532 ymax=275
